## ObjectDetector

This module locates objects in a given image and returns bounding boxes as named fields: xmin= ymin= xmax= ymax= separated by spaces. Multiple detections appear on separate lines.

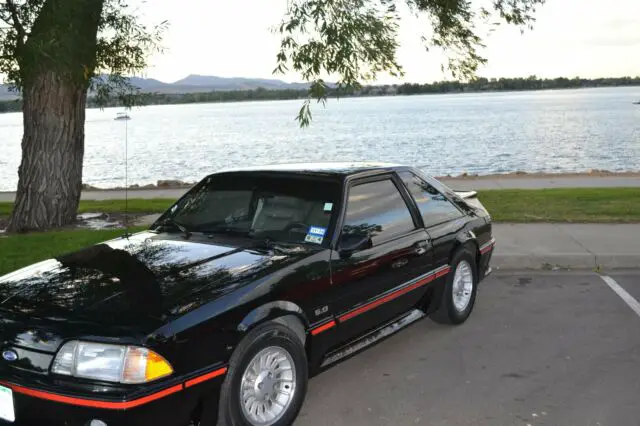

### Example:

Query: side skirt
xmin=319 ymin=308 xmax=425 ymax=369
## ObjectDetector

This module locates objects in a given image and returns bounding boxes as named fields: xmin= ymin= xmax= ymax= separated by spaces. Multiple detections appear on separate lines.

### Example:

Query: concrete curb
xmin=492 ymin=254 xmax=640 ymax=270
xmin=592 ymin=255 xmax=640 ymax=270
xmin=491 ymin=224 xmax=640 ymax=271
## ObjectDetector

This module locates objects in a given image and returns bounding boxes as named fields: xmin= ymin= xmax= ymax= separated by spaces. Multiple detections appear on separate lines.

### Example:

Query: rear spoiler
xmin=453 ymin=190 xmax=489 ymax=216
xmin=454 ymin=190 xmax=478 ymax=200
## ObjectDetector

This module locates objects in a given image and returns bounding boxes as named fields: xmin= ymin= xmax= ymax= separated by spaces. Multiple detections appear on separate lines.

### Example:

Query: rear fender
xmin=424 ymin=231 xmax=480 ymax=314
xmin=452 ymin=229 xmax=480 ymax=261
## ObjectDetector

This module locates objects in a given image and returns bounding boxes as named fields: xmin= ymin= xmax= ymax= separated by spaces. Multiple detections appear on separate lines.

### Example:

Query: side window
xmin=399 ymin=172 xmax=463 ymax=228
xmin=342 ymin=179 xmax=416 ymax=244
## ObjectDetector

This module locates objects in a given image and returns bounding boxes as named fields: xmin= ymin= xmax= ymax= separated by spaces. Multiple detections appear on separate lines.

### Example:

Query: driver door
xmin=330 ymin=175 xmax=436 ymax=343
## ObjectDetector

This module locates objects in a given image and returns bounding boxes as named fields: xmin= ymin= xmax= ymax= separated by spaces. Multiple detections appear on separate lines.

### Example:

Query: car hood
xmin=0 ymin=231 xmax=311 ymax=342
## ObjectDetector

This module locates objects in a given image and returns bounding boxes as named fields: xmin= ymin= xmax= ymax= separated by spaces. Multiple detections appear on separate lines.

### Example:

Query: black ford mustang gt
xmin=0 ymin=162 xmax=494 ymax=426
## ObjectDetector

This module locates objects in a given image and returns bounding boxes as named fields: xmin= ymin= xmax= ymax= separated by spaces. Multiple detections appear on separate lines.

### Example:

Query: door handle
xmin=413 ymin=239 xmax=430 ymax=255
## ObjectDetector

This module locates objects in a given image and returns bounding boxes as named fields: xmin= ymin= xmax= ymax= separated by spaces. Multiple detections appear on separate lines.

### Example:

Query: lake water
xmin=1 ymin=87 xmax=639 ymax=191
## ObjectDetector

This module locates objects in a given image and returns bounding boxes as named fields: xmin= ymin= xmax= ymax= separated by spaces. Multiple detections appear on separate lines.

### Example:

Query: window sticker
xmin=305 ymin=226 xmax=327 ymax=244
xmin=323 ymin=202 xmax=334 ymax=212
xmin=304 ymin=234 xmax=323 ymax=244
xmin=308 ymin=226 xmax=327 ymax=236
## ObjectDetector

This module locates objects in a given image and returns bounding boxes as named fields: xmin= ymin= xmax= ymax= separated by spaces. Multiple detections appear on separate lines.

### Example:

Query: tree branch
xmin=4 ymin=0 xmax=25 ymax=47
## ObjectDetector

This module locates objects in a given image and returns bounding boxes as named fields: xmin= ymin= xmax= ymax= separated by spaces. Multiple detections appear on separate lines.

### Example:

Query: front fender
xmin=237 ymin=301 xmax=309 ymax=341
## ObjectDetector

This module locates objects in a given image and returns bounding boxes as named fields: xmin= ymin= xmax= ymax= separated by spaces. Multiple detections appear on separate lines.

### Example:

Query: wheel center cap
xmin=255 ymin=371 xmax=277 ymax=399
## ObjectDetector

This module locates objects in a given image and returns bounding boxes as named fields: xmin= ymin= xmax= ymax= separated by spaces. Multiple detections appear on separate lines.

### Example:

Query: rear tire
xmin=432 ymin=246 xmax=478 ymax=325
xmin=217 ymin=322 xmax=308 ymax=426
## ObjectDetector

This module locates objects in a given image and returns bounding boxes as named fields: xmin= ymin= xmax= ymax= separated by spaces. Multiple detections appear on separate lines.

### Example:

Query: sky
xmin=134 ymin=0 xmax=640 ymax=84
xmin=138 ymin=0 xmax=639 ymax=85
xmin=21 ymin=0 xmax=640 ymax=85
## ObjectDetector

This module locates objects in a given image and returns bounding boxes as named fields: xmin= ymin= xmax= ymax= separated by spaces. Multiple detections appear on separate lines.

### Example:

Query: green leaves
xmin=275 ymin=0 xmax=403 ymax=126
xmin=96 ymin=1 xmax=167 ymax=78
xmin=0 ymin=0 xmax=166 ymax=107
xmin=2 ymin=0 xmax=546 ymax=127
xmin=492 ymin=0 xmax=546 ymax=28
xmin=296 ymin=99 xmax=312 ymax=127
xmin=276 ymin=0 xmax=546 ymax=126
xmin=90 ymin=74 xmax=136 ymax=109
xmin=92 ymin=0 xmax=167 ymax=107
xmin=0 ymin=0 xmax=43 ymax=86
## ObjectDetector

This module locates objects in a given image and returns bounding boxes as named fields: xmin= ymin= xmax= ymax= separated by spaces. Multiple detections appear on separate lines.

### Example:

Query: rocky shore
xmin=81 ymin=179 xmax=197 ymax=191
xmin=443 ymin=169 xmax=640 ymax=180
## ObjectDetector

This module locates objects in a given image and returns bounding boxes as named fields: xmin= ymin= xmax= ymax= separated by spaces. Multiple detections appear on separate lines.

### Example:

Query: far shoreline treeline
xmin=1 ymin=75 xmax=639 ymax=113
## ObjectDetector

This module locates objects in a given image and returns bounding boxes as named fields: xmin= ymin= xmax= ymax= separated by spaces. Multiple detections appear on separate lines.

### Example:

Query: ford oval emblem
xmin=2 ymin=350 xmax=18 ymax=362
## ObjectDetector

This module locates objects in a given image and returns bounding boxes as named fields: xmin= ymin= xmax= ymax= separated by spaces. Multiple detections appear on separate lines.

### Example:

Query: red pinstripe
xmin=184 ymin=367 xmax=228 ymax=388
xmin=339 ymin=266 xmax=451 ymax=322
xmin=0 ymin=366 xmax=228 ymax=410
xmin=1 ymin=382 xmax=183 ymax=410
xmin=310 ymin=320 xmax=337 ymax=335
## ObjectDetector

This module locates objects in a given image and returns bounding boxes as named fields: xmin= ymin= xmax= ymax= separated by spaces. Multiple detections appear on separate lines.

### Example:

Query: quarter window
xmin=399 ymin=172 xmax=463 ymax=228
xmin=342 ymin=179 xmax=416 ymax=244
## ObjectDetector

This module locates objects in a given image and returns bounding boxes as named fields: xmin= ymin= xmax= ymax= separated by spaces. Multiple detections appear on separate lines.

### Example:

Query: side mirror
xmin=338 ymin=233 xmax=372 ymax=258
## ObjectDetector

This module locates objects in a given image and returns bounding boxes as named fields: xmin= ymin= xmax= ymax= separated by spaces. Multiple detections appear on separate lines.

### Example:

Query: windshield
xmin=153 ymin=173 xmax=340 ymax=246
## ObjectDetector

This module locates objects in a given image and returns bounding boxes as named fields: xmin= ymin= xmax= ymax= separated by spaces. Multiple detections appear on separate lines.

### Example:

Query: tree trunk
xmin=7 ymin=72 xmax=87 ymax=232
xmin=6 ymin=0 xmax=104 ymax=232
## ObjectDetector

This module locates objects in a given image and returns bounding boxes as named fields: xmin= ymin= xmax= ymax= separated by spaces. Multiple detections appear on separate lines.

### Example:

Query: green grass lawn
xmin=2 ymin=188 xmax=638 ymax=223
xmin=0 ymin=198 xmax=174 ymax=217
xmin=1 ymin=188 xmax=638 ymax=276
xmin=479 ymin=187 xmax=640 ymax=223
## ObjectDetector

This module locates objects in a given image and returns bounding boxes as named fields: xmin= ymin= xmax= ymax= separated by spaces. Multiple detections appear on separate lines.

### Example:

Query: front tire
xmin=217 ymin=322 xmax=308 ymax=426
xmin=432 ymin=246 xmax=478 ymax=325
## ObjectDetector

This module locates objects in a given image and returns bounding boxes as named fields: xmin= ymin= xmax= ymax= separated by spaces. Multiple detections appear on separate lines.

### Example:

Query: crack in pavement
xmin=552 ymin=224 xmax=598 ymax=267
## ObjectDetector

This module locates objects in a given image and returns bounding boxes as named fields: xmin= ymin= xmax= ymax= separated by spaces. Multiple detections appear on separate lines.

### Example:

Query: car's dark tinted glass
xmin=156 ymin=174 xmax=340 ymax=246
xmin=342 ymin=179 xmax=415 ymax=244
xmin=399 ymin=171 xmax=463 ymax=227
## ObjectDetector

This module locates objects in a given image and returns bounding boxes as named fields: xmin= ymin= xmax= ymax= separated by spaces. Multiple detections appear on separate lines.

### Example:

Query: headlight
xmin=51 ymin=341 xmax=173 ymax=384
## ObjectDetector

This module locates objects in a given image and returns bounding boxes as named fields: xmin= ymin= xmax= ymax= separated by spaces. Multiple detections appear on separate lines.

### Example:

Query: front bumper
xmin=0 ymin=367 xmax=227 ymax=426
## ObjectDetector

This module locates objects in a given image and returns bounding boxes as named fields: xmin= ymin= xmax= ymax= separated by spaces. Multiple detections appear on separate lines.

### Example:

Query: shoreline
xmin=1 ymin=170 xmax=639 ymax=194
xmin=2 ymin=78 xmax=639 ymax=114
xmin=72 ymin=170 xmax=640 ymax=191
xmin=438 ymin=170 xmax=640 ymax=180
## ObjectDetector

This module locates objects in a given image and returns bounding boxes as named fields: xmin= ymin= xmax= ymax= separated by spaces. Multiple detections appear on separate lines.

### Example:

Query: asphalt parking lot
xmin=295 ymin=270 xmax=640 ymax=426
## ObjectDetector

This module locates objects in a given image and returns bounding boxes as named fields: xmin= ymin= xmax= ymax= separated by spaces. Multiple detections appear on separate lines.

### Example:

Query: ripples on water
xmin=0 ymin=87 xmax=639 ymax=190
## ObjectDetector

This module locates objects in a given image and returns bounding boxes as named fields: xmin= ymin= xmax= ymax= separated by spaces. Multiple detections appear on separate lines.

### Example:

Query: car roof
xmin=218 ymin=161 xmax=405 ymax=177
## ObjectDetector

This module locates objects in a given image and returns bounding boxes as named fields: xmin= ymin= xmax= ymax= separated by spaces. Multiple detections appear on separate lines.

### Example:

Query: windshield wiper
xmin=156 ymin=218 xmax=191 ymax=238
xmin=201 ymin=226 xmax=249 ymax=237
xmin=251 ymin=237 xmax=311 ymax=255
xmin=248 ymin=237 xmax=286 ymax=254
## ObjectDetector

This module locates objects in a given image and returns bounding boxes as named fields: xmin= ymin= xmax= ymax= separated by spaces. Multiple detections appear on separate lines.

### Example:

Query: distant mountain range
xmin=126 ymin=74 xmax=312 ymax=93
xmin=0 ymin=74 xmax=312 ymax=100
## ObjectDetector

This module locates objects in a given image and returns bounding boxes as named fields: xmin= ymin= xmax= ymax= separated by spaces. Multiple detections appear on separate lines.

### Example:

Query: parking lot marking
xmin=600 ymin=275 xmax=640 ymax=318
